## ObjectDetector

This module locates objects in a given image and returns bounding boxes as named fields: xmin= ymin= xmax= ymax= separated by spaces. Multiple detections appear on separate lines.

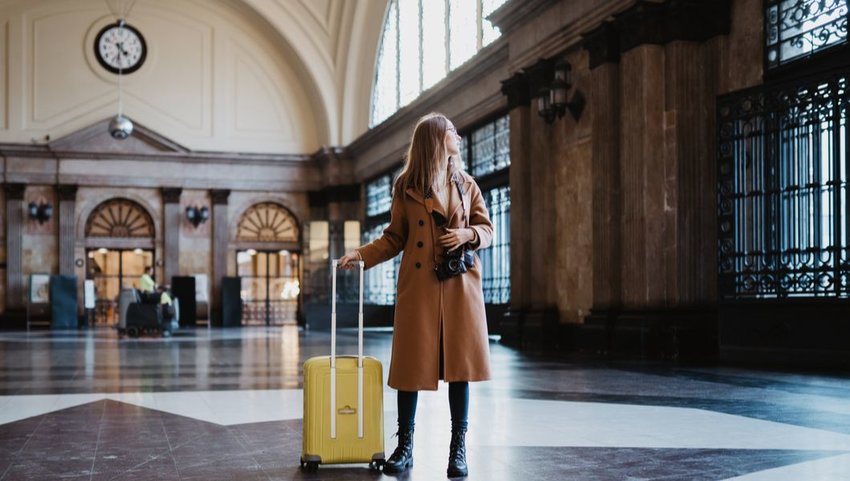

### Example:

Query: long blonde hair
xmin=394 ymin=112 xmax=458 ymax=195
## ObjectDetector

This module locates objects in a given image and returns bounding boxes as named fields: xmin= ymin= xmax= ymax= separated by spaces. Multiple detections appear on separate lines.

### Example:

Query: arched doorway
xmin=235 ymin=202 xmax=301 ymax=325
xmin=85 ymin=198 xmax=156 ymax=325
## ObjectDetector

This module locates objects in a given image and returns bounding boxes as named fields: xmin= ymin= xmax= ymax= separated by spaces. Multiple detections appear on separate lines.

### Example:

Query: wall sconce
xmin=538 ymin=60 xmax=585 ymax=125
xmin=28 ymin=201 xmax=53 ymax=224
xmin=185 ymin=205 xmax=209 ymax=227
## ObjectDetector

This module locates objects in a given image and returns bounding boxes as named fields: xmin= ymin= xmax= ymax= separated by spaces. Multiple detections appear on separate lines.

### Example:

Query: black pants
xmin=397 ymin=382 xmax=469 ymax=431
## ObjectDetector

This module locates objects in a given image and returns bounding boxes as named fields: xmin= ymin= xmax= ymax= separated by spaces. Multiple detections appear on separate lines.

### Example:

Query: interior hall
xmin=0 ymin=0 xmax=849 ymax=480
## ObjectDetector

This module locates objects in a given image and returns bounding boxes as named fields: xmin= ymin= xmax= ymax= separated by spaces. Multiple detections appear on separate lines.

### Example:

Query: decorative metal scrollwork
xmin=766 ymin=0 xmax=848 ymax=68
xmin=717 ymin=70 xmax=849 ymax=299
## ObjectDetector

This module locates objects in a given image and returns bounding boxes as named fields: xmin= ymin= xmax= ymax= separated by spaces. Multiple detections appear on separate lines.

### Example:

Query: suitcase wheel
xmin=369 ymin=459 xmax=385 ymax=471
xmin=299 ymin=458 xmax=319 ymax=472
xmin=127 ymin=326 xmax=140 ymax=338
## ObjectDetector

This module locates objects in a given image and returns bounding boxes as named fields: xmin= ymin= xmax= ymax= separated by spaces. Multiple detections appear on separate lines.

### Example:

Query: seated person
xmin=158 ymin=285 xmax=178 ymax=336
xmin=138 ymin=266 xmax=158 ymax=302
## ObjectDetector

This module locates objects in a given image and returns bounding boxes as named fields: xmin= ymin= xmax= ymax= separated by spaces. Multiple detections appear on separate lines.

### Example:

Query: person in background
xmin=338 ymin=112 xmax=493 ymax=478
xmin=158 ymin=284 xmax=176 ymax=337
xmin=139 ymin=266 xmax=156 ymax=293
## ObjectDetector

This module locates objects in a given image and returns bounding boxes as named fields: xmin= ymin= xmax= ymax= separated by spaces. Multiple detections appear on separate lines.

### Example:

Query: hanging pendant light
xmin=105 ymin=1 xmax=138 ymax=139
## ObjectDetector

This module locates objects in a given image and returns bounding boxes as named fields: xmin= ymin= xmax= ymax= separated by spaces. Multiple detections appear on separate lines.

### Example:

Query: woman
xmin=338 ymin=113 xmax=493 ymax=477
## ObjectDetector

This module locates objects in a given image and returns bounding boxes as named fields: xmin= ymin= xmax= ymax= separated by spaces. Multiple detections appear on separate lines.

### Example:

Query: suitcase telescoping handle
xmin=330 ymin=258 xmax=365 ymax=439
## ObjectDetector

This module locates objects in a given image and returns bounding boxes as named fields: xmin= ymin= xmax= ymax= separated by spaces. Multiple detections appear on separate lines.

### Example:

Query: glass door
xmin=237 ymin=249 xmax=301 ymax=325
xmin=87 ymin=248 xmax=154 ymax=325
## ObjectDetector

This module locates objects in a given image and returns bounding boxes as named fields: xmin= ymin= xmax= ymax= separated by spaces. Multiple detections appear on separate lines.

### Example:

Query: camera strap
xmin=452 ymin=172 xmax=467 ymax=228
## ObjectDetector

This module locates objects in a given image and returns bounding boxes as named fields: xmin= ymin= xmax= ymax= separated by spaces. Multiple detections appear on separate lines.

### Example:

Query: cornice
xmin=0 ymin=144 xmax=310 ymax=166
xmin=52 ymin=175 xmax=322 ymax=192
xmin=502 ymin=0 xmax=634 ymax=73
xmin=582 ymin=0 xmax=732 ymax=69
xmin=488 ymin=0 xmax=559 ymax=36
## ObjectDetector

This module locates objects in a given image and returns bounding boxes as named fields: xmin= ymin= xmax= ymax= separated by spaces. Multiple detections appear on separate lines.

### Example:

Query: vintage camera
xmin=431 ymin=210 xmax=475 ymax=281
xmin=435 ymin=247 xmax=475 ymax=281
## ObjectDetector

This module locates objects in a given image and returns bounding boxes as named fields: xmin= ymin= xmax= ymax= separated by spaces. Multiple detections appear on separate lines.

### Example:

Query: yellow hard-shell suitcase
xmin=300 ymin=260 xmax=385 ymax=471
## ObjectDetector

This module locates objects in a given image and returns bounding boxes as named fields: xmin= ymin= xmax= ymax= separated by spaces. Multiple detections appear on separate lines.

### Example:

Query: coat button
xmin=418 ymin=219 xmax=424 ymax=226
xmin=417 ymin=241 xmax=423 ymax=248
xmin=415 ymin=262 xmax=421 ymax=269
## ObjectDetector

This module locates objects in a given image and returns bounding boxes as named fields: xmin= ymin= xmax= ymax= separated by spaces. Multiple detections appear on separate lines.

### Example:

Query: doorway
xmin=236 ymin=249 xmax=301 ymax=325
xmin=87 ymin=248 xmax=154 ymax=325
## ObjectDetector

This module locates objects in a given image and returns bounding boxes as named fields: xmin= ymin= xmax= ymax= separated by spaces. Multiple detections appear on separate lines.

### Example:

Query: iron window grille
xmin=765 ymin=0 xmax=848 ymax=70
xmin=717 ymin=69 xmax=849 ymax=299
xmin=479 ymin=185 xmax=511 ymax=304
xmin=363 ymin=171 xmax=402 ymax=305
xmin=461 ymin=114 xmax=511 ymax=304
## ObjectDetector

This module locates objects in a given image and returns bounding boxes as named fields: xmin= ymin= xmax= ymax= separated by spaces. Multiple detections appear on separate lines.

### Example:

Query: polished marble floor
xmin=1 ymin=326 xmax=849 ymax=480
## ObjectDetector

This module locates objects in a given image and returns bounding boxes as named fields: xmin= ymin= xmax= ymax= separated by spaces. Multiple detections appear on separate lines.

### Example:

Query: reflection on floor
xmin=0 ymin=327 xmax=849 ymax=480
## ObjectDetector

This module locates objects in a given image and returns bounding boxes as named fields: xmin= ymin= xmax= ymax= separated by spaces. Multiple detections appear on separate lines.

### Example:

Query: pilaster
xmin=161 ymin=187 xmax=182 ymax=286
xmin=4 ymin=183 xmax=25 ymax=318
xmin=57 ymin=184 xmax=77 ymax=277
xmin=210 ymin=189 xmax=230 ymax=321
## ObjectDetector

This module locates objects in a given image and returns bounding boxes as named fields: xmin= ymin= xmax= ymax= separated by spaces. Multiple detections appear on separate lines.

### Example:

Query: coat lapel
xmin=405 ymin=188 xmax=425 ymax=207
xmin=407 ymin=187 xmax=449 ymax=218
xmin=448 ymin=177 xmax=473 ymax=224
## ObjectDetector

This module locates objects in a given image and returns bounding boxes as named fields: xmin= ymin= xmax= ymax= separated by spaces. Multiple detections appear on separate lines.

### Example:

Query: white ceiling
xmin=239 ymin=0 xmax=389 ymax=145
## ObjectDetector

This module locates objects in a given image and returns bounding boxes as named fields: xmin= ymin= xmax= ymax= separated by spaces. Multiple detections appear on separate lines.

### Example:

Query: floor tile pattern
xmin=1 ymin=327 xmax=849 ymax=480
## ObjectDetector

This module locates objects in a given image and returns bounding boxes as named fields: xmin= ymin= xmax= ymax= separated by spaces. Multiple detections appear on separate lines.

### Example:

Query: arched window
xmin=85 ymin=198 xmax=154 ymax=238
xmin=371 ymin=0 xmax=508 ymax=126
xmin=236 ymin=202 xmax=299 ymax=242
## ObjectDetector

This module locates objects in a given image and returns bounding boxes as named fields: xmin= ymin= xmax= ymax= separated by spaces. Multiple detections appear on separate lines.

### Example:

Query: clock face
xmin=94 ymin=22 xmax=146 ymax=74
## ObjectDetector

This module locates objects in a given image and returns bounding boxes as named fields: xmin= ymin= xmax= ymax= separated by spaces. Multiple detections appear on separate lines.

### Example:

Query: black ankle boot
xmin=383 ymin=427 xmax=414 ymax=474
xmin=447 ymin=427 xmax=468 ymax=477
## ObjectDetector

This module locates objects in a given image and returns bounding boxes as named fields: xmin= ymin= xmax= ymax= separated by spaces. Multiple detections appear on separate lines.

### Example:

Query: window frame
xmin=370 ymin=0 xmax=507 ymax=127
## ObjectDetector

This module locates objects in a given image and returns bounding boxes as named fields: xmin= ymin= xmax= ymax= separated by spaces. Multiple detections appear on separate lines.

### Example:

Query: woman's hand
xmin=438 ymin=228 xmax=474 ymax=251
xmin=337 ymin=250 xmax=362 ymax=269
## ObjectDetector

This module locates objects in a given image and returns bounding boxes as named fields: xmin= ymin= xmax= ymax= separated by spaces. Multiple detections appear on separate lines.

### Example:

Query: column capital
xmin=210 ymin=189 xmax=230 ymax=205
xmin=4 ymin=183 xmax=26 ymax=200
xmin=161 ymin=187 xmax=183 ymax=204
xmin=57 ymin=184 xmax=78 ymax=202
xmin=582 ymin=22 xmax=620 ymax=70
xmin=581 ymin=0 xmax=732 ymax=68
xmin=500 ymin=72 xmax=530 ymax=109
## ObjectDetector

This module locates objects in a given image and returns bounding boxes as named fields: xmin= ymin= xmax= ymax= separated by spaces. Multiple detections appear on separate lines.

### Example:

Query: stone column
xmin=585 ymin=23 xmax=622 ymax=316
xmin=499 ymin=73 xmax=534 ymax=346
xmin=161 ymin=187 xmax=182 ymax=286
xmin=210 ymin=189 xmax=230 ymax=321
xmin=57 ymin=185 xmax=78 ymax=277
xmin=4 ymin=183 xmax=25 ymax=321
xmin=619 ymin=44 xmax=667 ymax=308
xmin=664 ymin=40 xmax=718 ymax=304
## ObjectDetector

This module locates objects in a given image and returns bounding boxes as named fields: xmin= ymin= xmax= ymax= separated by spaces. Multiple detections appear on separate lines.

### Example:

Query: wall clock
xmin=94 ymin=22 xmax=146 ymax=75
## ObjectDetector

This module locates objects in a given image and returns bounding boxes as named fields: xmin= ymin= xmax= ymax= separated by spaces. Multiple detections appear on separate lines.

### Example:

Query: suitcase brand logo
xmin=338 ymin=405 xmax=357 ymax=415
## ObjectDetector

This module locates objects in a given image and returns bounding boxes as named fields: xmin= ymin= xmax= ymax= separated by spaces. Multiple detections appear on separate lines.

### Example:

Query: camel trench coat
xmin=358 ymin=171 xmax=493 ymax=391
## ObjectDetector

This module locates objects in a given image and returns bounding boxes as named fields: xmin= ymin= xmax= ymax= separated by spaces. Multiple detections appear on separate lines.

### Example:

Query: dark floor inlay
xmin=0 ymin=400 xmax=846 ymax=481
